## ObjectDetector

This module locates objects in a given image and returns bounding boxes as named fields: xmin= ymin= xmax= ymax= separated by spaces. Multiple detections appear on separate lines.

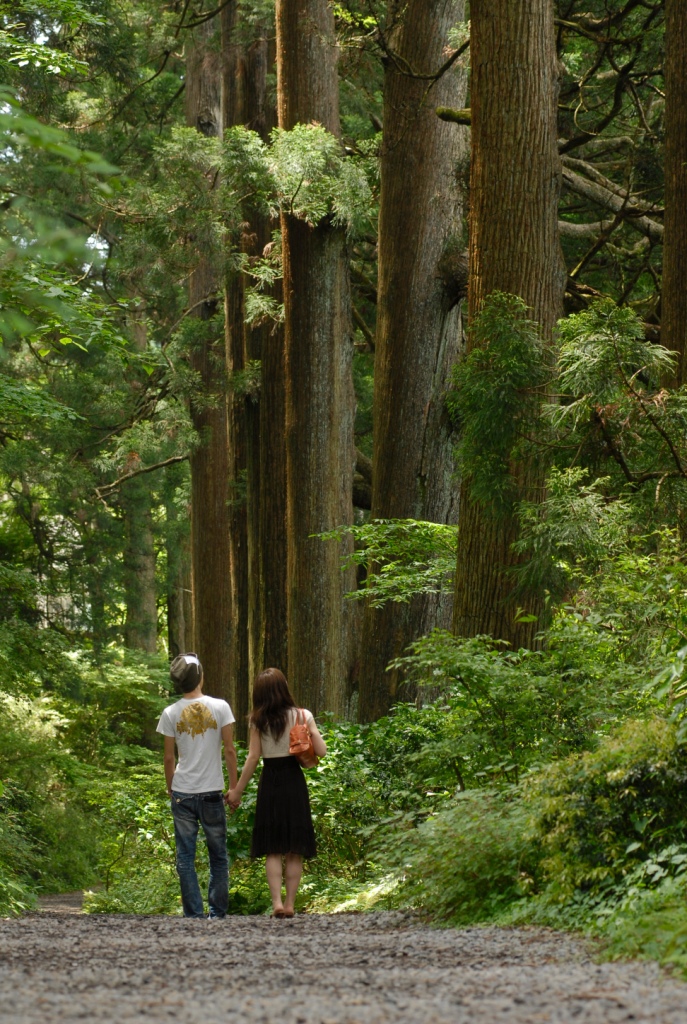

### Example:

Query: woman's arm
xmin=227 ymin=727 xmax=262 ymax=807
xmin=221 ymin=723 xmax=237 ymax=790
xmin=308 ymin=716 xmax=327 ymax=758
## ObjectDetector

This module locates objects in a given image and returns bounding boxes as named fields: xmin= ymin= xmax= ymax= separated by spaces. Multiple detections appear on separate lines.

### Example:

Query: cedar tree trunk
xmin=122 ymin=475 xmax=158 ymax=654
xmin=662 ymin=0 xmax=687 ymax=383
xmin=186 ymin=18 xmax=233 ymax=699
xmin=276 ymin=0 xmax=356 ymax=716
xmin=222 ymin=13 xmax=281 ymax=736
xmin=452 ymin=0 xmax=565 ymax=647
xmin=358 ymin=0 xmax=469 ymax=722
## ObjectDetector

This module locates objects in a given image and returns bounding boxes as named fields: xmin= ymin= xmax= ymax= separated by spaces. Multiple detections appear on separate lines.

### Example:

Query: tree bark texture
xmin=122 ymin=476 xmax=158 ymax=654
xmin=358 ymin=0 xmax=469 ymax=722
xmin=164 ymin=468 xmax=192 ymax=660
xmin=166 ymin=536 xmax=191 ymax=660
xmin=186 ymin=17 xmax=234 ymax=700
xmin=222 ymin=14 xmax=282 ymax=735
xmin=276 ymin=0 xmax=341 ymax=135
xmin=122 ymin=304 xmax=157 ymax=655
xmin=276 ymin=0 xmax=355 ymax=716
xmin=243 ymin=38 xmax=286 ymax=686
xmin=222 ymin=3 xmax=251 ymax=737
xmin=258 ymin=276 xmax=289 ymax=676
xmin=452 ymin=0 xmax=565 ymax=648
xmin=662 ymin=0 xmax=687 ymax=384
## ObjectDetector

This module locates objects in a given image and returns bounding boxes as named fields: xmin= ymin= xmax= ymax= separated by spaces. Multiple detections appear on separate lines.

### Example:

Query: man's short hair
xmin=170 ymin=653 xmax=203 ymax=694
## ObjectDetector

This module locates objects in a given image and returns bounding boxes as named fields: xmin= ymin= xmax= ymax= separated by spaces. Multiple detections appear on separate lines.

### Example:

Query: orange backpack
xmin=289 ymin=709 xmax=318 ymax=768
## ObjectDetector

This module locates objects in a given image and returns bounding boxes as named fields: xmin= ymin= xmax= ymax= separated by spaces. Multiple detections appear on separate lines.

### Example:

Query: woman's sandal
xmin=272 ymin=908 xmax=286 ymax=919
xmin=283 ymin=909 xmax=295 ymax=918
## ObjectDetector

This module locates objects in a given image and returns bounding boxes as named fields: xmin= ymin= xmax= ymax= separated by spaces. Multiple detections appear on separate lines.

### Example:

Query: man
xmin=157 ymin=653 xmax=237 ymax=919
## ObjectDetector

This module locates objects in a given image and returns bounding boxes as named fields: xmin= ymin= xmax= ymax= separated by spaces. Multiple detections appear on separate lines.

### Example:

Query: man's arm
xmin=163 ymin=735 xmax=176 ymax=796
xmin=221 ymin=723 xmax=238 ymax=790
xmin=228 ymin=727 xmax=261 ymax=807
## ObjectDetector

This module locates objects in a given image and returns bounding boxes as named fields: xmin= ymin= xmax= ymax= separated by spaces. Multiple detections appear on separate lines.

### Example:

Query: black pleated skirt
xmin=251 ymin=755 xmax=317 ymax=859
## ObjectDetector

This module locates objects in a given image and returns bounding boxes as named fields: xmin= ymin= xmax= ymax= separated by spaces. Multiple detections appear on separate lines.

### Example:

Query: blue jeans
xmin=170 ymin=790 xmax=229 ymax=918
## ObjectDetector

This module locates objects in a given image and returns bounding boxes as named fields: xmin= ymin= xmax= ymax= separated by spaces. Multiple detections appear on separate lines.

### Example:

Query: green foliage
xmin=83 ymin=765 xmax=182 ymax=916
xmin=379 ymin=717 xmax=687 ymax=956
xmin=555 ymin=300 xmax=675 ymax=421
xmin=323 ymin=519 xmax=456 ymax=607
xmin=546 ymin=529 xmax=687 ymax=676
xmin=530 ymin=718 xmax=687 ymax=899
xmin=448 ymin=292 xmax=549 ymax=515
xmin=269 ymin=123 xmax=373 ymax=233
xmin=0 ymin=88 xmax=117 ymax=339
xmin=386 ymin=788 xmax=533 ymax=924
xmin=513 ymin=467 xmax=633 ymax=598
xmin=0 ymin=374 xmax=84 ymax=424
xmin=1 ymin=2 xmax=685 ymax=985
xmin=0 ymin=647 xmax=170 ymax=915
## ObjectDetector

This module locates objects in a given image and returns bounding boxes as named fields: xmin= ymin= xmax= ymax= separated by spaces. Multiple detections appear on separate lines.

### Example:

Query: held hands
xmin=224 ymin=787 xmax=241 ymax=811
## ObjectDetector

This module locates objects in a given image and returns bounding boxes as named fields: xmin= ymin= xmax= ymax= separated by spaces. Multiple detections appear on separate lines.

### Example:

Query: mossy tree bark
xmin=186 ymin=16 xmax=233 ymax=699
xmin=662 ymin=0 xmax=687 ymax=384
xmin=358 ymin=0 xmax=469 ymax=722
xmin=452 ymin=0 xmax=565 ymax=648
xmin=276 ymin=0 xmax=355 ymax=716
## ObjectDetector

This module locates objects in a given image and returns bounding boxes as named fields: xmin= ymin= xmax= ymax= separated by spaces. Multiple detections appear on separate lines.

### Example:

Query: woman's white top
xmin=258 ymin=707 xmax=315 ymax=759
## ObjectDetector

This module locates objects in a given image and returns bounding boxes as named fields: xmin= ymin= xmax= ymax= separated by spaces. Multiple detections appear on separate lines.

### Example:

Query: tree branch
xmin=95 ymin=454 xmax=189 ymax=500
xmin=560 ymin=54 xmax=639 ymax=154
xmin=561 ymin=166 xmax=664 ymax=243
xmin=352 ymin=305 xmax=375 ymax=351
xmin=558 ymin=217 xmax=617 ymax=237
xmin=436 ymin=106 xmax=471 ymax=125
xmin=356 ymin=449 xmax=373 ymax=485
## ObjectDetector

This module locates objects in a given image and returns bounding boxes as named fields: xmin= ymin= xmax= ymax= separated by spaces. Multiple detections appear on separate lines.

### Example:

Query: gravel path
xmin=1 ymin=912 xmax=686 ymax=1023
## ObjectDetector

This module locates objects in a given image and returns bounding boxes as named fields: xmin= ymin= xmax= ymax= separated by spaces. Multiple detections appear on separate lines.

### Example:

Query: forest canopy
xmin=3 ymin=0 xmax=687 ymax=973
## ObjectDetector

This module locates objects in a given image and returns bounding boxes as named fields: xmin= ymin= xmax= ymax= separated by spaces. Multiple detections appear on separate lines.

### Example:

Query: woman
xmin=227 ymin=667 xmax=327 ymax=918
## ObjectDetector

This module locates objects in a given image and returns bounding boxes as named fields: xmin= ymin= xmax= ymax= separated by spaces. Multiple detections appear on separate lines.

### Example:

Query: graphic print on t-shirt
xmin=176 ymin=701 xmax=218 ymax=738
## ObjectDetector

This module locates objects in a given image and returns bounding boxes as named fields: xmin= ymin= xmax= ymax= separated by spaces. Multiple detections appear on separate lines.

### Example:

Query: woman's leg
xmin=265 ymin=854 xmax=284 ymax=912
xmin=284 ymin=853 xmax=303 ymax=913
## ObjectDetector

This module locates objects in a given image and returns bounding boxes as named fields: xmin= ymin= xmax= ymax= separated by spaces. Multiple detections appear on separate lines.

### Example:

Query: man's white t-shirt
xmin=156 ymin=694 xmax=235 ymax=794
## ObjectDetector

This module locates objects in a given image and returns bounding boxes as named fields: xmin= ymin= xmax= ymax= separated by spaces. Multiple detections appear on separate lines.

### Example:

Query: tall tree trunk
xmin=452 ymin=0 xmax=565 ymax=647
xmin=164 ymin=466 xmax=192 ymax=660
xmin=222 ymin=13 xmax=280 ymax=738
xmin=166 ymin=534 xmax=191 ymax=660
xmin=122 ymin=305 xmax=157 ymax=655
xmin=276 ymin=0 xmax=355 ymax=716
xmin=259 ymin=281 xmax=289 ymax=677
xmin=122 ymin=475 xmax=158 ymax=654
xmin=85 ymin=516 xmax=108 ymax=656
xmin=186 ymin=17 xmax=233 ymax=699
xmin=358 ymin=0 xmax=468 ymax=722
xmin=244 ymin=37 xmax=280 ymax=688
xmin=662 ymin=0 xmax=687 ymax=384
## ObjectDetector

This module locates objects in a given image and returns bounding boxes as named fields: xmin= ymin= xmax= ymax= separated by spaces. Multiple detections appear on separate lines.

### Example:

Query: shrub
xmin=388 ymin=788 xmax=535 ymax=923
xmin=529 ymin=718 xmax=687 ymax=900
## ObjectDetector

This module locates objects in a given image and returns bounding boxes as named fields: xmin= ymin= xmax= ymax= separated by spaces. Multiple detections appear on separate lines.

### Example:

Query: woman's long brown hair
xmin=250 ymin=668 xmax=296 ymax=740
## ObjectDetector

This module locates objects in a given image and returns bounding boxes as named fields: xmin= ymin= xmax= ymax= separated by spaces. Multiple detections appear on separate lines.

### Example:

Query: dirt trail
xmin=36 ymin=890 xmax=84 ymax=914
xmin=0 ymin=912 xmax=685 ymax=1023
